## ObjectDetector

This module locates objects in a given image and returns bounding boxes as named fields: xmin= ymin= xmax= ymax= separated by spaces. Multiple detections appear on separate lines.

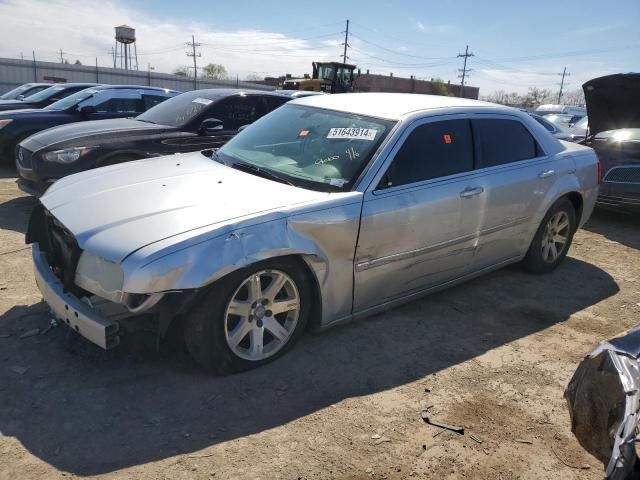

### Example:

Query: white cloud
xmin=417 ymin=21 xmax=425 ymax=32
xmin=0 ymin=0 xmax=343 ymax=78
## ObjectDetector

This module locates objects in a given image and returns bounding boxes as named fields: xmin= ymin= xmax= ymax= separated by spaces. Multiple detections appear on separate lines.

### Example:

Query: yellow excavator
xmin=282 ymin=61 xmax=357 ymax=94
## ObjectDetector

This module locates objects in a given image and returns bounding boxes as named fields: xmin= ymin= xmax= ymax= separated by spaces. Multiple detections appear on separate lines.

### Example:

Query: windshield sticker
xmin=329 ymin=178 xmax=348 ymax=187
xmin=192 ymin=97 xmax=213 ymax=106
xmin=315 ymin=155 xmax=339 ymax=165
xmin=327 ymin=127 xmax=377 ymax=141
xmin=443 ymin=134 xmax=452 ymax=144
xmin=345 ymin=147 xmax=360 ymax=161
xmin=298 ymin=129 xmax=310 ymax=137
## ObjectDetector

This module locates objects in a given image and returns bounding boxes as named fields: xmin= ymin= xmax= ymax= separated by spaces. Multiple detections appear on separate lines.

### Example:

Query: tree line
xmin=481 ymin=87 xmax=585 ymax=108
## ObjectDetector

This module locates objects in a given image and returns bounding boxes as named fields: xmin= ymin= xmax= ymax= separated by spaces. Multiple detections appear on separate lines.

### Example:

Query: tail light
xmin=596 ymin=153 xmax=602 ymax=184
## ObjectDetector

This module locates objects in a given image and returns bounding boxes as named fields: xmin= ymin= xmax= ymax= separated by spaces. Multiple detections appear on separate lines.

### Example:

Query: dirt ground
xmin=0 ymin=167 xmax=639 ymax=480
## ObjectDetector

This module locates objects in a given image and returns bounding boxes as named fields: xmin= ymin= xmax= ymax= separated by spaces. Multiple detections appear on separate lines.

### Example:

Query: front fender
xmin=122 ymin=198 xmax=363 ymax=325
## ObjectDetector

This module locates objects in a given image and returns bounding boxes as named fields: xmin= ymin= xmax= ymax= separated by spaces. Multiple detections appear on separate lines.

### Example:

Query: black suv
xmin=0 ymin=83 xmax=98 ymax=112
xmin=17 ymin=89 xmax=290 ymax=195
xmin=0 ymin=83 xmax=52 ymax=101
xmin=0 ymin=85 xmax=179 ymax=166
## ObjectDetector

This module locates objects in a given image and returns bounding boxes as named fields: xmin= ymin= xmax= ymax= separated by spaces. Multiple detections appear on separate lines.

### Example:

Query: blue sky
xmin=0 ymin=0 xmax=638 ymax=94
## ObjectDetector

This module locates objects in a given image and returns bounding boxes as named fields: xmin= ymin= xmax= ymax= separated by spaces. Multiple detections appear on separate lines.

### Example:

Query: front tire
xmin=182 ymin=257 xmax=312 ymax=374
xmin=522 ymin=198 xmax=577 ymax=274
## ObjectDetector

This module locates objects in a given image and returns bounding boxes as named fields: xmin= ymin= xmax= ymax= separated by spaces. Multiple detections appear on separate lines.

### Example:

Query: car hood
xmin=40 ymin=152 xmax=329 ymax=262
xmin=24 ymin=118 xmax=172 ymax=150
xmin=583 ymin=73 xmax=640 ymax=136
xmin=0 ymin=100 xmax=34 ymax=111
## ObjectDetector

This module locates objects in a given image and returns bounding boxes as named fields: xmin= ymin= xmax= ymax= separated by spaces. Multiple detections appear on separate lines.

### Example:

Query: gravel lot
xmin=1 ymin=167 xmax=639 ymax=480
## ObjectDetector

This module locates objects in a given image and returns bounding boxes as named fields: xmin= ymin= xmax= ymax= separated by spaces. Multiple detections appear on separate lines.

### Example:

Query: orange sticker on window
xmin=299 ymin=129 xmax=310 ymax=137
xmin=443 ymin=134 xmax=452 ymax=144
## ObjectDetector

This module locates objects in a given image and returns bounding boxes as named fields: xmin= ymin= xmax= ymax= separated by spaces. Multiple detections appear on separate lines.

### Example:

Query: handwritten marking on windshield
xmin=345 ymin=147 xmax=360 ymax=161
xmin=315 ymin=155 xmax=340 ymax=165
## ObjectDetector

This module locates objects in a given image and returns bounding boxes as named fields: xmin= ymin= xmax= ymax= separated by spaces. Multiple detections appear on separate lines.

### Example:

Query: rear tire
xmin=182 ymin=257 xmax=312 ymax=374
xmin=522 ymin=198 xmax=577 ymax=274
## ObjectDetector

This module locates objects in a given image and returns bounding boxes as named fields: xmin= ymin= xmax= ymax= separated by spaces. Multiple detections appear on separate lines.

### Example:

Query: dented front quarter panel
xmin=122 ymin=193 xmax=363 ymax=325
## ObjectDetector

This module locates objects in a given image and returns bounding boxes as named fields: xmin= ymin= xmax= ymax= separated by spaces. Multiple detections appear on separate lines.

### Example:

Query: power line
xmin=349 ymin=32 xmax=450 ymax=61
xmin=457 ymin=45 xmax=474 ymax=97
xmin=186 ymin=34 xmax=202 ymax=89
xmin=58 ymin=48 xmax=67 ymax=64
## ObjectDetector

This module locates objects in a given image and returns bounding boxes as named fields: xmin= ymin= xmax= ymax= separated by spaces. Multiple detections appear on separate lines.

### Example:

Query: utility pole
xmin=32 ymin=51 xmax=37 ymax=81
xmin=58 ymin=48 xmax=67 ymax=64
xmin=19 ymin=52 xmax=24 ymax=60
xmin=341 ymin=19 xmax=350 ymax=64
xmin=186 ymin=34 xmax=202 ymax=90
xmin=111 ymin=47 xmax=116 ymax=68
xmin=457 ymin=45 xmax=474 ymax=98
xmin=557 ymin=66 xmax=570 ymax=104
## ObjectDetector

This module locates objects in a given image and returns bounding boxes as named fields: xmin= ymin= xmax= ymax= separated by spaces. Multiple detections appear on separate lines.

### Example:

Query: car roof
xmin=290 ymin=93 xmax=504 ymax=120
xmin=89 ymin=85 xmax=181 ymax=93
xmin=183 ymin=88 xmax=285 ymax=100
xmin=46 ymin=83 xmax=100 ymax=89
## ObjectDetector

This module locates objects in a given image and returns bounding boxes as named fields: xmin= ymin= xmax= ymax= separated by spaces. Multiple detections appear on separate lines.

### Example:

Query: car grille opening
xmin=604 ymin=166 xmax=640 ymax=184
xmin=27 ymin=205 xmax=84 ymax=294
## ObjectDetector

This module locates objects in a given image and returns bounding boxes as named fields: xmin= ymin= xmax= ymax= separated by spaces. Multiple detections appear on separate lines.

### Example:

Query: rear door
xmin=354 ymin=117 xmax=484 ymax=311
xmin=81 ymin=89 xmax=144 ymax=120
xmin=468 ymin=116 xmax=556 ymax=270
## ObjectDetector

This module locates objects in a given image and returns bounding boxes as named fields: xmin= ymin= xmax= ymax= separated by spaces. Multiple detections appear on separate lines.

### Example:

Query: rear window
xmin=473 ymin=119 xmax=542 ymax=168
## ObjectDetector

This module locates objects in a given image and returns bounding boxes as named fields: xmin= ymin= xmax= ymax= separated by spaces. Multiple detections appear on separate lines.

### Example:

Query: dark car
xmin=1 ymin=85 xmax=179 ymax=167
xmin=0 ymin=83 xmax=98 ymax=112
xmin=0 ymin=83 xmax=52 ymax=101
xmin=581 ymin=73 xmax=640 ymax=213
xmin=528 ymin=113 xmax=574 ymax=141
xmin=17 ymin=89 xmax=290 ymax=195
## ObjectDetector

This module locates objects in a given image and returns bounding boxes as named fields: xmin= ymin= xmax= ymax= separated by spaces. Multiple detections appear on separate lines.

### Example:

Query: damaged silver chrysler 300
xmin=27 ymin=93 xmax=600 ymax=373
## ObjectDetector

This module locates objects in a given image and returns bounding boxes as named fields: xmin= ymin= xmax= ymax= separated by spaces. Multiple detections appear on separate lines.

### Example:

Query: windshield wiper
xmin=230 ymin=161 xmax=295 ymax=186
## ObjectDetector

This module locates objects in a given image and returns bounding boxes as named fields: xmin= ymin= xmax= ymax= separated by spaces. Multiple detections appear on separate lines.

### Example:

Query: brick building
xmin=352 ymin=72 xmax=479 ymax=99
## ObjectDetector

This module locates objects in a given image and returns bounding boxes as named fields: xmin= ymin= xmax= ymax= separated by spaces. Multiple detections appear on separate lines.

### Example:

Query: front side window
xmin=208 ymin=97 xmax=262 ymax=130
xmin=473 ymin=119 xmax=542 ymax=168
xmin=218 ymin=104 xmax=395 ymax=191
xmin=383 ymin=119 xmax=474 ymax=187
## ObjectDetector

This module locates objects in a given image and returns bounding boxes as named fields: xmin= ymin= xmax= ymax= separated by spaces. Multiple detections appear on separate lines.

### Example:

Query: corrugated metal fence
xmin=0 ymin=57 xmax=272 ymax=94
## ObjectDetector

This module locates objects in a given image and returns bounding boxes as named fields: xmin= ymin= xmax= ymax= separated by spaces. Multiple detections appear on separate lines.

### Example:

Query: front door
xmin=354 ymin=117 xmax=484 ymax=311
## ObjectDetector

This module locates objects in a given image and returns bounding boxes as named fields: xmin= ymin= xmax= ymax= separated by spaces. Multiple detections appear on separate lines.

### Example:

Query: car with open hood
xmin=26 ymin=93 xmax=599 ymax=374
xmin=0 ymin=82 xmax=98 ymax=112
xmin=17 ymin=89 xmax=290 ymax=195
xmin=581 ymin=73 xmax=640 ymax=213
xmin=1 ymin=85 xmax=179 ymax=168
xmin=0 ymin=83 xmax=52 ymax=101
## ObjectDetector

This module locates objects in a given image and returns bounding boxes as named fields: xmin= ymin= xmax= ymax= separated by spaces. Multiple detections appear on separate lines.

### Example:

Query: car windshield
xmin=21 ymin=85 xmax=68 ymax=103
xmin=217 ymin=104 xmax=395 ymax=192
xmin=544 ymin=114 xmax=573 ymax=129
xmin=137 ymin=91 xmax=219 ymax=127
xmin=573 ymin=116 xmax=588 ymax=129
xmin=44 ymin=88 xmax=98 ymax=111
xmin=0 ymin=84 xmax=38 ymax=100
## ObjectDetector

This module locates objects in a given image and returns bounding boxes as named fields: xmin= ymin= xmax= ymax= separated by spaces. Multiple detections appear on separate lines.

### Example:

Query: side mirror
xmin=80 ymin=105 xmax=96 ymax=116
xmin=200 ymin=118 xmax=224 ymax=135
xmin=16 ymin=94 xmax=25 ymax=100
xmin=238 ymin=124 xmax=250 ymax=133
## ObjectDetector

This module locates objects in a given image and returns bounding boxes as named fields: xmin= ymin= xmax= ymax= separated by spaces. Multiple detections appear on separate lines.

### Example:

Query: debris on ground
xmin=515 ymin=439 xmax=533 ymax=445
xmin=470 ymin=434 xmax=483 ymax=444
xmin=566 ymin=325 xmax=640 ymax=479
xmin=421 ymin=410 xmax=464 ymax=434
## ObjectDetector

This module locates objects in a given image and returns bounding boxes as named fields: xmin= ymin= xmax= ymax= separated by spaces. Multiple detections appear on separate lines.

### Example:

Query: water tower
xmin=114 ymin=25 xmax=138 ymax=70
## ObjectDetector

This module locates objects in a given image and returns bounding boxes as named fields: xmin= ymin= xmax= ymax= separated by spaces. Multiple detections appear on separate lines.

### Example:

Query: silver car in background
xmin=27 ymin=93 xmax=600 ymax=373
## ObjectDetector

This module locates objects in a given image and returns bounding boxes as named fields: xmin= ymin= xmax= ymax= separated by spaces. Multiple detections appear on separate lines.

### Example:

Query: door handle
xmin=538 ymin=169 xmax=556 ymax=178
xmin=460 ymin=187 xmax=484 ymax=198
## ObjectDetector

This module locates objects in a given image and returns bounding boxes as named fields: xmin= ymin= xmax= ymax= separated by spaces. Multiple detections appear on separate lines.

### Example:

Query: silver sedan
xmin=28 ymin=93 xmax=600 ymax=373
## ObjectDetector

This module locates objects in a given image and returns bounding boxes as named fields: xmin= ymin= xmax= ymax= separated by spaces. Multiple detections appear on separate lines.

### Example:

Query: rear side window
xmin=473 ymin=119 xmax=542 ymax=168
xmin=384 ymin=119 xmax=474 ymax=187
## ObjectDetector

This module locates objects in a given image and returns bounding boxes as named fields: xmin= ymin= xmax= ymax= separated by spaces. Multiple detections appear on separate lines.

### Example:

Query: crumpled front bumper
xmin=32 ymin=243 xmax=120 ymax=349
